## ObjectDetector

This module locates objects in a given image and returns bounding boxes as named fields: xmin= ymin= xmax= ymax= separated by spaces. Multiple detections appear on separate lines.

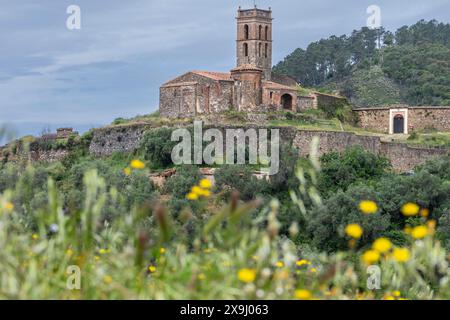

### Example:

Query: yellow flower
xmin=309 ymin=268 xmax=317 ymax=273
xmin=3 ymin=202 xmax=14 ymax=212
xmin=411 ymin=225 xmax=428 ymax=239
xmin=427 ymin=220 xmax=436 ymax=231
xmin=32 ymin=234 xmax=39 ymax=240
xmin=198 ymin=273 xmax=206 ymax=281
xmin=401 ymin=202 xmax=420 ymax=216
xmin=275 ymin=261 xmax=284 ymax=268
xmin=66 ymin=249 xmax=74 ymax=257
xmin=393 ymin=290 xmax=401 ymax=297
xmin=199 ymin=179 xmax=212 ymax=189
xmin=392 ymin=247 xmax=410 ymax=262
xmin=160 ymin=247 xmax=166 ymax=254
xmin=186 ymin=192 xmax=199 ymax=200
xmin=296 ymin=259 xmax=311 ymax=266
xmin=198 ymin=189 xmax=211 ymax=197
xmin=238 ymin=268 xmax=256 ymax=283
xmin=191 ymin=186 xmax=203 ymax=195
xmin=123 ymin=167 xmax=131 ymax=176
xmin=148 ymin=265 xmax=157 ymax=273
xmin=362 ymin=250 xmax=380 ymax=264
xmin=130 ymin=159 xmax=145 ymax=169
xmin=420 ymin=208 xmax=430 ymax=217
xmin=359 ymin=200 xmax=378 ymax=214
xmin=345 ymin=223 xmax=363 ymax=239
xmin=384 ymin=295 xmax=395 ymax=300
xmin=99 ymin=248 xmax=110 ymax=255
xmin=372 ymin=238 xmax=392 ymax=253
xmin=103 ymin=275 xmax=113 ymax=284
xmin=295 ymin=289 xmax=312 ymax=300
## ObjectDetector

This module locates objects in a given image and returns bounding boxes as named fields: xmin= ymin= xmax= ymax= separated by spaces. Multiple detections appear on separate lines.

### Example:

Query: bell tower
xmin=236 ymin=6 xmax=273 ymax=80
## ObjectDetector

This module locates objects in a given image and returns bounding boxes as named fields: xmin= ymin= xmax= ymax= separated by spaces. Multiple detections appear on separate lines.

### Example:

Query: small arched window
xmin=243 ymin=43 xmax=248 ymax=57
xmin=265 ymin=26 xmax=269 ymax=40
xmin=259 ymin=25 xmax=263 ymax=40
xmin=244 ymin=25 xmax=249 ymax=40
xmin=265 ymin=43 xmax=268 ymax=58
xmin=258 ymin=43 xmax=262 ymax=57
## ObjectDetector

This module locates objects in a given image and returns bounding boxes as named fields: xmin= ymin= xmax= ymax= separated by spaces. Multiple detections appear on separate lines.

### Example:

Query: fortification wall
xmin=85 ymin=123 xmax=448 ymax=172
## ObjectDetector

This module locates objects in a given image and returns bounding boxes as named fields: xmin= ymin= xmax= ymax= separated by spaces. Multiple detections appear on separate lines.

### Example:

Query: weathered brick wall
xmin=297 ymin=96 xmax=315 ymax=111
xmin=160 ymin=73 xmax=234 ymax=118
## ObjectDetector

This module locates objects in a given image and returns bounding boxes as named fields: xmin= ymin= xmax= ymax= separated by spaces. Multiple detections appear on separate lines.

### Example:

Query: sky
xmin=0 ymin=0 xmax=449 ymax=142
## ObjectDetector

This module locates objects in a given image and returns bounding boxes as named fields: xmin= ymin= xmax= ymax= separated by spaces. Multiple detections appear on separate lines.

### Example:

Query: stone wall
xmin=297 ymin=96 xmax=315 ymax=111
xmin=408 ymin=107 xmax=450 ymax=132
xmin=380 ymin=143 xmax=448 ymax=172
xmin=355 ymin=106 xmax=450 ymax=133
xmin=355 ymin=108 xmax=390 ymax=133
xmin=89 ymin=124 xmax=151 ymax=157
xmin=85 ymin=122 xmax=448 ymax=172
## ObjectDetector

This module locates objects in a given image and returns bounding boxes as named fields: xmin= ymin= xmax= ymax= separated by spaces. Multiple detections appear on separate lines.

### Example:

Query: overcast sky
xmin=0 ymin=0 xmax=449 ymax=141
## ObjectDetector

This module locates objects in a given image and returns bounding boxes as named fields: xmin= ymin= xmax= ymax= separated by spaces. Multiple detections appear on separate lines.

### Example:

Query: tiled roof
xmin=231 ymin=64 xmax=263 ymax=72
xmin=263 ymin=81 xmax=297 ymax=90
xmin=191 ymin=71 xmax=233 ymax=81
xmin=161 ymin=81 xmax=198 ymax=88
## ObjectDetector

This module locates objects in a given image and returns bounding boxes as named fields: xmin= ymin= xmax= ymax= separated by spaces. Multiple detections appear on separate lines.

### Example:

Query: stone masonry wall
xmin=355 ymin=107 xmax=450 ymax=133
xmin=86 ymin=123 xmax=448 ymax=172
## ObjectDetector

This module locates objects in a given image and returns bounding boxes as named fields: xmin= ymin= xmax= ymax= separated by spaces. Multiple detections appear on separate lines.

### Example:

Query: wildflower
xmin=411 ymin=225 xmax=428 ymax=239
xmin=393 ymin=290 xmax=401 ymax=297
xmin=372 ymin=238 xmax=392 ymax=253
xmin=296 ymin=259 xmax=311 ymax=266
xmin=198 ymin=189 xmax=211 ymax=197
xmin=186 ymin=192 xmax=199 ymax=200
xmin=191 ymin=186 xmax=203 ymax=195
xmin=103 ymin=275 xmax=113 ymax=284
xmin=420 ymin=208 xmax=430 ymax=218
xmin=359 ymin=200 xmax=378 ymax=214
xmin=392 ymin=248 xmax=410 ymax=262
xmin=345 ymin=223 xmax=363 ymax=239
xmin=310 ymin=268 xmax=317 ymax=273
xmin=427 ymin=220 xmax=436 ymax=231
xmin=99 ymin=248 xmax=110 ymax=255
xmin=401 ymin=202 xmax=420 ymax=216
xmin=3 ymin=202 xmax=14 ymax=212
xmin=66 ymin=249 xmax=74 ymax=257
xmin=198 ymin=273 xmax=206 ymax=281
xmin=148 ymin=265 xmax=157 ymax=273
xmin=199 ymin=179 xmax=212 ymax=189
xmin=275 ymin=261 xmax=284 ymax=268
xmin=384 ymin=295 xmax=395 ymax=300
xmin=32 ymin=234 xmax=39 ymax=240
xmin=238 ymin=268 xmax=256 ymax=283
xmin=94 ymin=255 xmax=101 ymax=262
xmin=160 ymin=247 xmax=166 ymax=254
xmin=123 ymin=167 xmax=131 ymax=176
xmin=362 ymin=250 xmax=380 ymax=264
xmin=295 ymin=289 xmax=312 ymax=300
xmin=130 ymin=159 xmax=145 ymax=169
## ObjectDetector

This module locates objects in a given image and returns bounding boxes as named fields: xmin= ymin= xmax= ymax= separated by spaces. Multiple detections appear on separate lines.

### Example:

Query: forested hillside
xmin=273 ymin=20 xmax=450 ymax=107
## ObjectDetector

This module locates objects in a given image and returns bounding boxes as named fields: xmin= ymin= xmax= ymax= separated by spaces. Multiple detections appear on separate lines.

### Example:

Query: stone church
xmin=160 ymin=6 xmax=309 ymax=118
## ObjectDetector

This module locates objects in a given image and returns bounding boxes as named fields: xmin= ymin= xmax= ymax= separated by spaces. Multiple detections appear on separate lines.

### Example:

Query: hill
xmin=273 ymin=20 xmax=450 ymax=107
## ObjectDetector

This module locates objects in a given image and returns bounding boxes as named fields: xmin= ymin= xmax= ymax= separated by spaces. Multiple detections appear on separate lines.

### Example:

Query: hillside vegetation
xmin=273 ymin=20 xmax=450 ymax=107
xmin=0 ymin=125 xmax=449 ymax=299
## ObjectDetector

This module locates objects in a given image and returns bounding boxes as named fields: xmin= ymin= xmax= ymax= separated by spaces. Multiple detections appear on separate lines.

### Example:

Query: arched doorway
xmin=281 ymin=94 xmax=293 ymax=110
xmin=393 ymin=114 xmax=404 ymax=134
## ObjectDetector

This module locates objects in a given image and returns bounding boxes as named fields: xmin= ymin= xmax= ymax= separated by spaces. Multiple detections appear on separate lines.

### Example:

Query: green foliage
xmin=140 ymin=128 xmax=177 ymax=169
xmin=274 ymin=20 xmax=450 ymax=106
xmin=164 ymin=165 xmax=202 ymax=199
xmin=318 ymin=146 xmax=391 ymax=194
xmin=214 ymin=165 xmax=270 ymax=201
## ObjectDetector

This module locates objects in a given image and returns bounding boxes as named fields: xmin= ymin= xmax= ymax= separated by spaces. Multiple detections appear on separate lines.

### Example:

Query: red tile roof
xmin=191 ymin=71 xmax=232 ymax=81
xmin=262 ymin=81 xmax=297 ymax=90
